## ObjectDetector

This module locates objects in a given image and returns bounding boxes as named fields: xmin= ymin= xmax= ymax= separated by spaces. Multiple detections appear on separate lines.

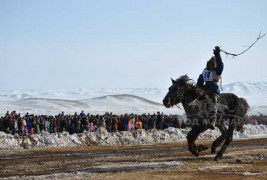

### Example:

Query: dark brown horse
xmin=163 ymin=75 xmax=249 ymax=161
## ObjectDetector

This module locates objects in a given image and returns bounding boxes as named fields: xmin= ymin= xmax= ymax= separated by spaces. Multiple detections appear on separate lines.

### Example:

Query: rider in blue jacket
xmin=197 ymin=46 xmax=223 ymax=130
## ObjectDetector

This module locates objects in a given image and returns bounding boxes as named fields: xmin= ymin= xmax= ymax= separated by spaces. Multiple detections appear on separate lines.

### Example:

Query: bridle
xmin=168 ymin=86 xmax=185 ymax=110
xmin=168 ymin=84 xmax=196 ymax=111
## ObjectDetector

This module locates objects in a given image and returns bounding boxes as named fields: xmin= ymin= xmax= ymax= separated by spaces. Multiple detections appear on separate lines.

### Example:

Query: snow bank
xmin=0 ymin=125 xmax=266 ymax=150
xmin=234 ymin=124 xmax=267 ymax=138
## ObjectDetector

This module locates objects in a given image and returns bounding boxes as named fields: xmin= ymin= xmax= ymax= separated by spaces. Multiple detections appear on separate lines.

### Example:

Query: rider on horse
xmin=197 ymin=46 xmax=223 ymax=130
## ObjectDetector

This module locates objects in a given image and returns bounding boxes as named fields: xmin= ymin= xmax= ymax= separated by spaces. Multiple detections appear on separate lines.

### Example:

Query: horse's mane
xmin=175 ymin=75 xmax=205 ymax=97
xmin=175 ymin=75 xmax=194 ymax=86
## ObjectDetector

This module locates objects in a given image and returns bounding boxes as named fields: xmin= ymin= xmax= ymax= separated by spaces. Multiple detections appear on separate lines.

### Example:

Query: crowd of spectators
xmin=246 ymin=114 xmax=267 ymax=125
xmin=1 ymin=111 xmax=266 ymax=136
xmin=0 ymin=111 xmax=185 ymax=136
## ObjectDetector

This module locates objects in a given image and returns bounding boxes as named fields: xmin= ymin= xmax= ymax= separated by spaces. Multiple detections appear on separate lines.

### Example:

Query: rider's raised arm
xmin=214 ymin=46 xmax=224 ymax=76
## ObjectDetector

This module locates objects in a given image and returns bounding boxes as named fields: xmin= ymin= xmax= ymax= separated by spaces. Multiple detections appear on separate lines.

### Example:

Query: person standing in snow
xmin=135 ymin=117 xmax=143 ymax=129
xmin=80 ymin=110 xmax=85 ymax=117
xmin=156 ymin=112 xmax=162 ymax=130
xmin=30 ymin=127 xmax=34 ymax=136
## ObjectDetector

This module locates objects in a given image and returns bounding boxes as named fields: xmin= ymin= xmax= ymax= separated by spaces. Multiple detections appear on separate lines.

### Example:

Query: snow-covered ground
xmin=0 ymin=81 xmax=266 ymax=115
xmin=0 ymin=124 xmax=266 ymax=150
xmin=1 ymin=82 xmax=266 ymax=150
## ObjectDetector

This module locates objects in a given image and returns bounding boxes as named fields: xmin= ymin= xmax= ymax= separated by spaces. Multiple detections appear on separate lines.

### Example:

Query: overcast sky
xmin=0 ymin=0 xmax=266 ymax=90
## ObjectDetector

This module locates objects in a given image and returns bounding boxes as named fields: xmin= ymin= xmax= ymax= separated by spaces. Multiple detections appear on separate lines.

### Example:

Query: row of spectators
xmin=246 ymin=114 xmax=267 ymax=125
xmin=1 ymin=111 xmax=266 ymax=136
xmin=0 ymin=111 xmax=185 ymax=136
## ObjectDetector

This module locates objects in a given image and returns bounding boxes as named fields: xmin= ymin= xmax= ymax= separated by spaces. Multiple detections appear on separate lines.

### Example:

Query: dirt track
xmin=0 ymin=138 xmax=266 ymax=179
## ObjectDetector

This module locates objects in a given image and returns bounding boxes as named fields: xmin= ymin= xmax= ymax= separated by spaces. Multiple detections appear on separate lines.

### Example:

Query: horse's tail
xmin=239 ymin=97 xmax=250 ymax=115
xmin=236 ymin=98 xmax=250 ymax=132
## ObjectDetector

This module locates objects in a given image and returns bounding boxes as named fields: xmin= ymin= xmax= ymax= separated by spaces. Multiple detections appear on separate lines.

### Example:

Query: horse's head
xmin=163 ymin=75 xmax=193 ymax=108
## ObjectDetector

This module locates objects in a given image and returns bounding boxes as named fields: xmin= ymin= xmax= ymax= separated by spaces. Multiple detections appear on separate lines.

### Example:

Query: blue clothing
xmin=26 ymin=120 xmax=32 ymax=132
xmin=197 ymin=52 xmax=224 ymax=94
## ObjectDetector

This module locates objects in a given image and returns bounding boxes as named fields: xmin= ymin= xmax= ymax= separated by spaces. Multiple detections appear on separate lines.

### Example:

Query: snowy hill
xmin=222 ymin=82 xmax=267 ymax=115
xmin=0 ymin=88 xmax=167 ymax=103
xmin=223 ymin=82 xmax=267 ymax=104
xmin=0 ymin=94 xmax=181 ymax=116
xmin=0 ymin=81 xmax=266 ymax=115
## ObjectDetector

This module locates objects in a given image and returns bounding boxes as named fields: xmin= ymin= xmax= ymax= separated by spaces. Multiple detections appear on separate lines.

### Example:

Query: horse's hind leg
xmin=211 ymin=125 xmax=227 ymax=154
xmin=214 ymin=126 xmax=234 ymax=161
xmin=187 ymin=127 xmax=202 ymax=157
xmin=197 ymin=144 xmax=208 ymax=153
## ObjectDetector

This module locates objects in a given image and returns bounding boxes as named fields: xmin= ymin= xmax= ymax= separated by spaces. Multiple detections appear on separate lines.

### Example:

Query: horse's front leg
xmin=187 ymin=126 xmax=203 ymax=157
xmin=214 ymin=126 xmax=234 ymax=161
xmin=211 ymin=124 xmax=227 ymax=154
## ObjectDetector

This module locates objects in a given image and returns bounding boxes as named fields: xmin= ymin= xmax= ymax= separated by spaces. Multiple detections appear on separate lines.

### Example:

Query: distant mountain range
xmin=223 ymin=82 xmax=267 ymax=104
xmin=0 ymin=82 xmax=266 ymax=115
xmin=0 ymin=94 xmax=180 ymax=116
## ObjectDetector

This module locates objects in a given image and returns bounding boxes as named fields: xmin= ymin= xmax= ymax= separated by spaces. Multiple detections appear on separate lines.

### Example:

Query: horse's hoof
xmin=191 ymin=151 xmax=199 ymax=157
xmin=198 ymin=144 xmax=208 ymax=152
xmin=188 ymin=144 xmax=199 ymax=157
xmin=214 ymin=154 xmax=222 ymax=161
xmin=189 ymin=148 xmax=199 ymax=157
xmin=214 ymin=157 xmax=220 ymax=161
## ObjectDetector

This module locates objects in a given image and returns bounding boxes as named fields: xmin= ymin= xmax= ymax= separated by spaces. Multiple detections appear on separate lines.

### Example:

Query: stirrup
xmin=208 ymin=124 xmax=215 ymax=130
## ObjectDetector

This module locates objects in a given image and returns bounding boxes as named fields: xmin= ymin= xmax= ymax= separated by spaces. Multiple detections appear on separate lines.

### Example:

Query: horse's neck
xmin=181 ymin=86 xmax=198 ymax=113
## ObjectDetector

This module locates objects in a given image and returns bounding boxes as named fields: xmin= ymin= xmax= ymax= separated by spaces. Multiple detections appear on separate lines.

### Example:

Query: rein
xmin=175 ymin=104 xmax=183 ymax=110
xmin=170 ymin=85 xmax=198 ymax=112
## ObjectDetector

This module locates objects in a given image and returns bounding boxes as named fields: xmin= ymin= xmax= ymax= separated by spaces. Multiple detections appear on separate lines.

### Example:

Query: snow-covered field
xmin=0 ymin=124 xmax=266 ymax=150
xmin=0 ymin=81 xmax=266 ymax=116
xmin=0 ymin=82 xmax=266 ymax=153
